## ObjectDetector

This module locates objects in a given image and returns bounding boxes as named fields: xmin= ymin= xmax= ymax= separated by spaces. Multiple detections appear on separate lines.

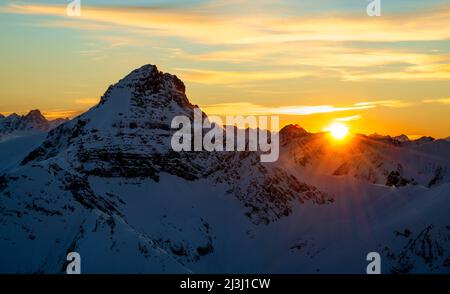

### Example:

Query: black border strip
xmin=1 ymin=274 xmax=449 ymax=292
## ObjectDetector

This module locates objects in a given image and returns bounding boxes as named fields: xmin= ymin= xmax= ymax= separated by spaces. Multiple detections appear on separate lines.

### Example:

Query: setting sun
xmin=326 ymin=123 xmax=349 ymax=140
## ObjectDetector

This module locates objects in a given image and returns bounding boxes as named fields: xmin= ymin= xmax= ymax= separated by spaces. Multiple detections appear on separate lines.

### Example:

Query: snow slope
xmin=0 ymin=132 xmax=47 ymax=173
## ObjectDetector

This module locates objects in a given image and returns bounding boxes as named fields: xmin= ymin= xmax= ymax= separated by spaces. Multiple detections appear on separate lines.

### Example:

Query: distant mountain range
xmin=0 ymin=65 xmax=449 ymax=274
xmin=0 ymin=110 xmax=67 ymax=141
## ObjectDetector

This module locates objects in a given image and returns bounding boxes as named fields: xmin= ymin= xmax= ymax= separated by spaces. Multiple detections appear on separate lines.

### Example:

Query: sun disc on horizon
xmin=326 ymin=123 xmax=349 ymax=140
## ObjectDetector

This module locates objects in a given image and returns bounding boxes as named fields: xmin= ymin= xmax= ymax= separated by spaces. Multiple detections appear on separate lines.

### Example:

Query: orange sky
xmin=1 ymin=1 xmax=450 ymax=138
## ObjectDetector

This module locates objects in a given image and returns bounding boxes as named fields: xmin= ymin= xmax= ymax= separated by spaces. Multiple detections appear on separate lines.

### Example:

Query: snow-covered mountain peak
xmin=119 ymin=64 xmax=185 ymax=93
xmin=393 ymin=134 xmax=410 ymax=143
xmin=25 ymin=109 xmax=45 ymax=119
xmin=5 ymin=112 xmax=20 ymax=121
xmin=21 ymin=109 xmax=48 ymax=129
xmin=280 ymin=124 xmax=308 ymax=143
xmin=280 ymin=124 xmax=307 ymax=136
xmin=20 ymin=65 xmax=215 ymax=181
xmin=98 ymin=64 xmax=191 ymax=115
xmin=6 ymin=113 xmax=20 ymax=120
xmin=414 ymin=136 xmax=435 ymax=144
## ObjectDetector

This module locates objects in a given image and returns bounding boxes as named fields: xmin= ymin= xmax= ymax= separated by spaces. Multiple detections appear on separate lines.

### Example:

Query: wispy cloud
xmin=184 ymin=46 xmax=450 ymax=82
xmin=4 ymin=3 xmax=450 ymax=44
xmin=334 ymin=115 xmax=362 ymax=122
xmin=176 ymin=68 xmax=312 ymax=84
xmin=354 ymin=100 xmax=414 ymax=108
xmin=43 ymin=109 xmax=83 ymax=119
xmin=423 ymin=98 xmax=450 ymax=105
xmin=201 ymin=102 xmax=375 ymax=116
xmin=341 ymin=67 xmax=450 ymax=81
xmin=3 ymin=3 xmax=450 ymax=83
xmin=201 ymin=99 xmax=417 ymax=117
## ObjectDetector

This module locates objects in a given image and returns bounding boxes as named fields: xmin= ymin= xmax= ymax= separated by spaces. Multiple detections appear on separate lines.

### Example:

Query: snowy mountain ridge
xmin=0 ymin=64 xmax=449 ymax=274
xmin=0 ymin=109 xmax=67 ymax=142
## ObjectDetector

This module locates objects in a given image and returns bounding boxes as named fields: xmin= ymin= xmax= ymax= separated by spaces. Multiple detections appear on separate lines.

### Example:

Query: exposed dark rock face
xmin=382 ymin=225 xmax=450 ymax=273
xmin=214 ymin=151 xmax=333 ymax=225
xmin=386 ymin=171 xmax=415 ymax=187
xmin=428 ymin=167 xmax=445 ymax=188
